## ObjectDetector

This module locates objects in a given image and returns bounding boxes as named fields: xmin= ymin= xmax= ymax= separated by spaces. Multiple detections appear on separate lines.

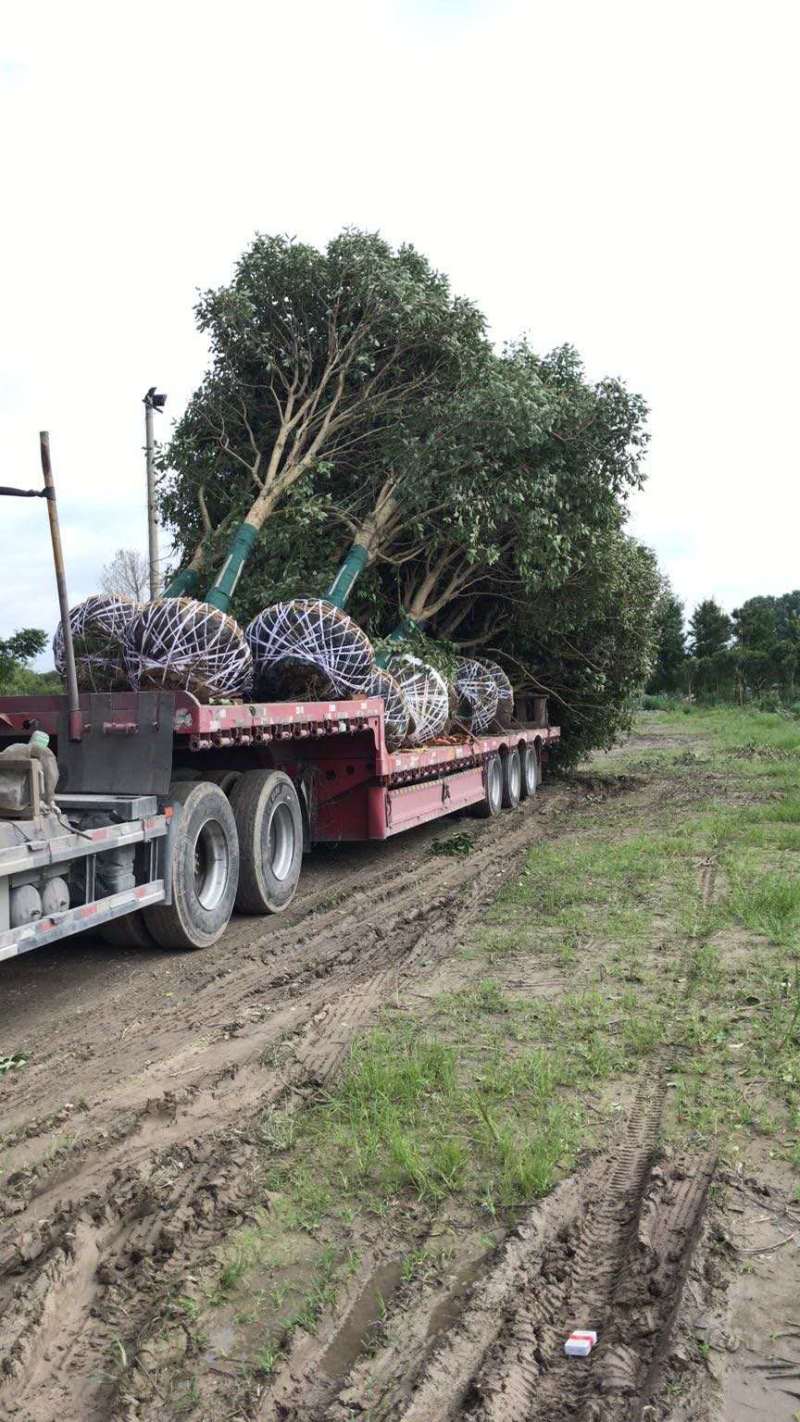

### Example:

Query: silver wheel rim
xmin=193 ymin=819 xmax=229 ymax=911
xmin=265 ymin=801 xmax=296 ymax=882
xmin=509 ymin=754 xmax=521 ymax=799
xmin=489 ymin=758 xmax=502 ymax=808
xmin=526 ymin=748 xmax=537 ymax=791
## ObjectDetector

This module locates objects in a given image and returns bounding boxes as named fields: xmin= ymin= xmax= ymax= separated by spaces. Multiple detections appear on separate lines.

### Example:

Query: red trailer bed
xmin=172 ymin=692 xmax=559 ymax=831
xmin=0 ymin=690 xmax=559 ymax=957
xmin=0 ymin=689 xmax=559 ymax=842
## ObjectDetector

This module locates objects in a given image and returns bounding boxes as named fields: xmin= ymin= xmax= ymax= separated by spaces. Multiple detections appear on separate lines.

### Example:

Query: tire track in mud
xmin=253 ymin=840 xmax=721 ymax=1422
xmin=0 ymin=783 xmax=614 ymax=1422
xmin=0 ymin=788 xmax=584 ymax=1219
xmin=270 ymin=1094 xmax=715 ymax=1422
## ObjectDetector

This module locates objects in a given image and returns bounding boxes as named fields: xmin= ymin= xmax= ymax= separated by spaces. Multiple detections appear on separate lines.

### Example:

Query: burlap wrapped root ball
xmin=246 ymin=599 xmax=374 ymax=700
xmin=363 ymin=667 xmax=410 ymax=749
xmin=124 ymin=598 xmax=252 ymax=701
xmin=53 ymin=594 xmax=139 ymax=691
xmin=453 ymin=658 xmax=500 ymax=735
xmin=387 ymin=654 xmax=450 ymax=746
xmin=478 ymin=658 xmax=515 ymax=729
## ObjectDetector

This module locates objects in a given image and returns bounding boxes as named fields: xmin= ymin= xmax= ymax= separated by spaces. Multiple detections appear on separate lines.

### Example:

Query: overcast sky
xmin=2 ymin=0 xmax=798 ymax=664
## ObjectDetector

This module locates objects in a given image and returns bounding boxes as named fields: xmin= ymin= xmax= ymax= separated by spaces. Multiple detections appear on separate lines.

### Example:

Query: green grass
xmin=276 ymin=1023 xmax=583 ymax=1211
xmin=758 ymin=798 xmax=800 ymax=823
xmin=727 ymin=868 xmax=800 ymax=943
xmin=647 ymin=705 xmax=800 ymax=755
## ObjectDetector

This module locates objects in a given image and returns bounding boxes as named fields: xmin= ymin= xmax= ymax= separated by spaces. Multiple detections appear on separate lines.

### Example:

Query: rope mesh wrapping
xmin=387 ymin=654 xmax=450 ymax=746
xmin=478 ymin=658 xmax=515 ymax=728
xmin=53 ymin=595 xmax=139 ymax=691
xmin=124 ymin=598 xmax=252 ymax=701
xmin=246 ymin=599 xmax=374 ymax=699
xmin=454 ymin=658 xmax=500 ymax=734
xmin=364 ymin=667 xmax=410 ymax=749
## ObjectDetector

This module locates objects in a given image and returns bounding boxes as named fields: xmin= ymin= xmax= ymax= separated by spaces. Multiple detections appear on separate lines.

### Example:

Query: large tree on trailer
xmin=339 ymin=344 xmax=650 ymax=645
xmin=491 ymin=531 xmax=662 ymax=764
xmin=321 ymin=349 xmax=554 ymax=622
xmin=159 ymin=230 xmax=487 ymax=609
xmin=157 ymin=233 xmax=656 ymax=760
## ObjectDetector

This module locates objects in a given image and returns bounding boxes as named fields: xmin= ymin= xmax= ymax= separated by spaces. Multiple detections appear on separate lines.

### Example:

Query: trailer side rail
xmin=377 ymin=725 xmax=559 ymax=783
xmin=0 ymin=880 xmax=165 ymax=962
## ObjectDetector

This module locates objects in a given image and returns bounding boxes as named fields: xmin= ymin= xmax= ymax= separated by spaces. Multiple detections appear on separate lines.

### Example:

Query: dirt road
xmin=0 ymin=776 xmax=591 ymax=1419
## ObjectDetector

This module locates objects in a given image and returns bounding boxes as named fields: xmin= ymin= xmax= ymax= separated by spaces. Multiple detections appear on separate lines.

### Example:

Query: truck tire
xmin=144 ymin=781 xmax=239 ymax=950
xmin=520 ymin=744 xmax=539 ymax=799
xmin=100 ymin=911 xmax=157 ymax=950
xmin=229 ymin=769 xmax=303 ymax=914
xmin=471 ymin=754 xmax=503 ymax=819
xmin=502 ymin=748 xmax=522 ymax=809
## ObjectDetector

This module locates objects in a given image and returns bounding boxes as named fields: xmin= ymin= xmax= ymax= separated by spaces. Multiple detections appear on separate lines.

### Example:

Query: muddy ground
xmin=1 ymin=717 xmax=799 ymax=1421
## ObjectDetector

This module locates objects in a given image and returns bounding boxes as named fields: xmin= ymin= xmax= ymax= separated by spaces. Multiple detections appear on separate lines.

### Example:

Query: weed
xmin=259 ymin=1104 xmax=296 ymax=1152
xmin=255 ymin=1343 xmax=281 ymax=1376
xmin=400 ymin=1244 xmax=452 ymax=1283
xmin=430 ymin=831 xmax=475 ymax=858
xmin=170 ymin=1379 xmax=201 ymax=1413
xmin=436 ymin=979 xmax=510 ymax=1022
xmin=217 ymin=1247 xmax=249 ymax=1295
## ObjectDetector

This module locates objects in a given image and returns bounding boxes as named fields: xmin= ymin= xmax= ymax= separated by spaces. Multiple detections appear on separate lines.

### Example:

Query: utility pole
xmin=143 ymin=387 xmax=167 ymax=599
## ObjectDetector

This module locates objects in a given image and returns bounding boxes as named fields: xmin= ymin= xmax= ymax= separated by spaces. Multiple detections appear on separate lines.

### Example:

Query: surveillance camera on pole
xmin=143 ymin=388 xmax=167 ymax=599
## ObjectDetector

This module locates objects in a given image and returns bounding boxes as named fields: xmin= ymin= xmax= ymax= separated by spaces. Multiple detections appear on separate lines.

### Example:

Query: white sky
xmin=2 ymin=0 xmax=798 ymax=664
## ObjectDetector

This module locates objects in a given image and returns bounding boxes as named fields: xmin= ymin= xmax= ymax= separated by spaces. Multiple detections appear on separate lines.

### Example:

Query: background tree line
xmin=649 ymin=588 xmax=800 ymax=707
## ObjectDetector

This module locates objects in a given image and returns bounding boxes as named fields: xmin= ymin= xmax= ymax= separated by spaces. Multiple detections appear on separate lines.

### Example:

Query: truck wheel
xmin=520 ymin=744 xmax=539 ymax=799
xmin=100 ymin=911 xmax=157 ymax=950
xmin=471 ymin=754 xmax=503 ymax=819
xmin=229 ymin=769 xmax=303 ymax=914
xmin=204 ymin=769 xmax=242 ymax=797
xmin=144 ymin=781 xmax=239 ymax=950
xmin=502 ymin=748 xmax=522 ymax=809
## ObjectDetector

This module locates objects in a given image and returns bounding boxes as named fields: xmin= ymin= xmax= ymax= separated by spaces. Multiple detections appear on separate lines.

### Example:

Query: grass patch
xmin=272 ymin=1024 xmax=583 ymax=1211
xmin=727 ymin=869 xmax=800 ymax=943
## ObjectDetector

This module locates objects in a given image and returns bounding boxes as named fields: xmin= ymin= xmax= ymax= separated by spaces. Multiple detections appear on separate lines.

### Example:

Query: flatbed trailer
xmin=0 ymin=689 xmax=559 ymax=962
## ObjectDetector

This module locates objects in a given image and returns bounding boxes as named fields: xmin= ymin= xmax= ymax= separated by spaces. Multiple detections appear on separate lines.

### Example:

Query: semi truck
xmin=0 ymin=438 xmax=559 ymax=964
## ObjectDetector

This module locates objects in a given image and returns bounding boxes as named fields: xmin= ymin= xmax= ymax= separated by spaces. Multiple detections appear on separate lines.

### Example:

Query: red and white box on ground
xmin=564 ymin=1329 xmax=598 ymax=1357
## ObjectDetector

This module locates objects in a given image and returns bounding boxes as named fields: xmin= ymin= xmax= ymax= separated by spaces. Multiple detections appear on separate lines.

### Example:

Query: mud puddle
xmin=425 ymin=1251 xmax=490 ymax=1342
xmin=319 ymin=1260 xmax=405 ymax=1380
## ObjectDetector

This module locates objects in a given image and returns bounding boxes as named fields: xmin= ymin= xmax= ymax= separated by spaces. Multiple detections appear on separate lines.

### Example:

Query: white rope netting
xmin=246 ymin=599 xmax=374 ymax=699
xmin=454 ymin=658 xmax=500 ymax=735
xmin=386 ymin=654 xmax=450 ymax=746
xmin=53 ymin=594 xmax=139 ymax=691
xmin=479 ymin=658 xmax=515 ymax=727
xmin=124 ymin=598 xmax=252 ymax=701
xmin=363 ymin=667 xmax=410 ymax=749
